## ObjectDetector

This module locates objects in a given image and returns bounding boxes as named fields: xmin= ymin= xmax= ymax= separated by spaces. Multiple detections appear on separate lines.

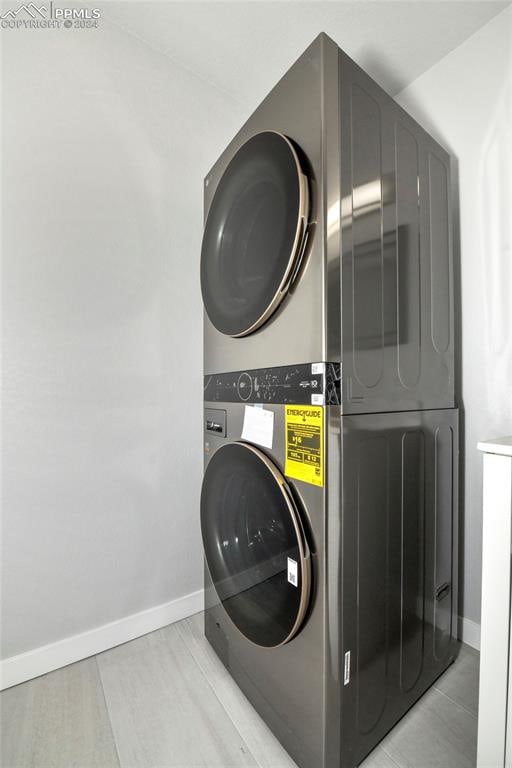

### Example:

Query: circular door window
xmin=200 ymin=131 xmax=309 ymax=337
xmin=200 ymin=442 xmax=311 ymax=647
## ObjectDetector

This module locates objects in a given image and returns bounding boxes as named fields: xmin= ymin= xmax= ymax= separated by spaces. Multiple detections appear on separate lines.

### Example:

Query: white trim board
xmin=0 ymin=588 xmax=204 ymax=690
xmin=459 ymin=616 xmax=481 ymax=651
xmin=1 ymin=595 xmax=479 ymax=691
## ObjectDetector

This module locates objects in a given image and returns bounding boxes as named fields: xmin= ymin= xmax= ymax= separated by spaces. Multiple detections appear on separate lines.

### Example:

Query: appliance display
xmin=203 ymin=362 xmax=341 ymax=406
xmin=200 ymin=32 xmax=459 ymax=768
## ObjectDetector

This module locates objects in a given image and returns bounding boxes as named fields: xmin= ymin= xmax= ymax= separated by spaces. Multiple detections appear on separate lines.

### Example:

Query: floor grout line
xmin=432 ymin=683 xmax=478 ymax=720
xmin=179 ymin=617 xmax=269 ymax=768
xmin=172 ymin=617 xmax=265 ymax=768
xmin=182 ymin=613 xmax=298 ymax=768
xmin=94 ymin=654 xmax=123 ymax=768
xmin=380 ymin=743 xmax=403 ymax=768
xmin=2 ymin=615 xmax=478 ymax=768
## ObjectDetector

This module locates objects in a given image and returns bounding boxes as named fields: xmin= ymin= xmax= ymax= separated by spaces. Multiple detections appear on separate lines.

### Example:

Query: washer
xmin=202 ymin=374 xmax=459 ymax=768
xmin=200 ymin=31 xmax=459 ymax=768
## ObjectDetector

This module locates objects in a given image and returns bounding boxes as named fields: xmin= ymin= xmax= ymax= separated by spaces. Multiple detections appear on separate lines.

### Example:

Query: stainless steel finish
xmin=203 ymin=35 xmax=455 ymax=415
xmin=339 ymin=408 xmax=459 ymax=768
xmin=204 ymin=36 xmax=329 ymax=373
xmin=322 ymin=35 xmax=342 ymax=364
xmin=339 ymin=52 xmax=455 ymax=413
xmin=204 ymin=402 xmax=327 ymax=768
xmin=201 ymin=30 xmax=458 ymax=768
xmin=203 ymin=402 xmax=459 ymax=768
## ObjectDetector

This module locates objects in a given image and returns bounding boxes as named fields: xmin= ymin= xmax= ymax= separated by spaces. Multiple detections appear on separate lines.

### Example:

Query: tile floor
xmin=1 ymin=612 xmax=479 ymax=768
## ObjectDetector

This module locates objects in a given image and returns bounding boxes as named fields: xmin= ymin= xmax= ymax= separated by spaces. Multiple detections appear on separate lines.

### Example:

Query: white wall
xmin=397 ymin=6 xmax=512 ymax=643
xmin=1 ymin=12 xmax=242 ymax=664
xmin=3 ymin=4 xmax=510 ymax=673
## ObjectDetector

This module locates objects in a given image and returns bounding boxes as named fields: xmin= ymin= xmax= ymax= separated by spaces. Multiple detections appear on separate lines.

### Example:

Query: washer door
xmin=201 ymin=441 xmax=311 ymax=648
xmin=200 ymin=131 xmax=309 ymax=337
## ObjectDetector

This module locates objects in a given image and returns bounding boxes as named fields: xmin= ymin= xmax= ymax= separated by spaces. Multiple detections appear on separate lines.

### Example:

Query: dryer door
xmin=200 ymin=131 xmax=309 ymax=337
xmin=201 ymin=441 xmax=311 ymax=648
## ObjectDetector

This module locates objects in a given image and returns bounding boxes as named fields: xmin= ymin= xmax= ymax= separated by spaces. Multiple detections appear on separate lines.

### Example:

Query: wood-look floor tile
xmin=1 ymin=617 xmax=481 ymax=768
xmin=97 ymin=622 xmax=258 ymax=767
xmin=0 ymin=657 xmax=119 ymax=768
xmin=177 ymin=612 xmax=298 ymax=768
xmin=434 ymin=644 xmax=479 ymax=716
xmin=359 ymin=745 xmax=401 ymax=768
xmin=380 ymin=685 xmax=477 ymax=768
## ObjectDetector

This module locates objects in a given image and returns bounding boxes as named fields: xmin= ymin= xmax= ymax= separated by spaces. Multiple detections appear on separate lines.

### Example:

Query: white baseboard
xmin=0 ymin=588 xmax=204 ymax=690
xmin=459 ymin=615 xmax=481 ymax=651
xmin=0 ymin=594 xmax=479 ymax=691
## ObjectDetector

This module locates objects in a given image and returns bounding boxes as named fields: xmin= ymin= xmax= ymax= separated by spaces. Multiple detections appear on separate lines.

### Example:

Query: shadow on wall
xmin=394 ymin=46 xmax=512 ymax=637
xmin=480 ymin=82 xmax=512 ymax=428
xmin=451 ymin=156 xmax=465 ymax=626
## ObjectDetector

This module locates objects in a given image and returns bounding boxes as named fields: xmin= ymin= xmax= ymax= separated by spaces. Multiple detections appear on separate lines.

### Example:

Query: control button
xmin=237 ymin=372 xmax=253 ymax=401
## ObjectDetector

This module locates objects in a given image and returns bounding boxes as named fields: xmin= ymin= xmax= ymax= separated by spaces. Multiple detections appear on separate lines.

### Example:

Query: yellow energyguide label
xmin=285 ymin=406 xmax=324 ymax=487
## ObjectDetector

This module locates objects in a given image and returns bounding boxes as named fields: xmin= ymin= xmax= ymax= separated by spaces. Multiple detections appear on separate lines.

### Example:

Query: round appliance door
xmin=200 ymin=131 xmax=309 ymax=337
xmin=201 ymin=441 xmax=311 ymax=648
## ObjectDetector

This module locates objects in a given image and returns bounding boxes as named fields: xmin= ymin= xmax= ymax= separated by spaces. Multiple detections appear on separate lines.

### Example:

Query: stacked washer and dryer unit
xmin=200 ymin=34 xmax=458 ymax=768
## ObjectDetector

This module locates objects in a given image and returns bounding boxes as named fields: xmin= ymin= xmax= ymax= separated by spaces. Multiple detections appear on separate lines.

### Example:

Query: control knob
xmin=236 ymin=372 xmax=253 ymax=401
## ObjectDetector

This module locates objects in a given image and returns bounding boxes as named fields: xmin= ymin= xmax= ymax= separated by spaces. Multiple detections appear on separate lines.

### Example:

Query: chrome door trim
xmin=228 ymin=131 xmax=310 ymax=338
xmin=204 ymin=439 xmax=312 ymax=648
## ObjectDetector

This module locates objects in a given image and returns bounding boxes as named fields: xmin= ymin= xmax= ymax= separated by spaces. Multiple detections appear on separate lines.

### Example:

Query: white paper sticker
xmin=311 ymin=393 xmax=325 ymax=405
xmin=241 ymin=406 xmax=274 ymax=449
xmin=344 ymin=650 xmax=351 ymax=685
xmin=311 ymin=362 xmax=325 ymax=375
xmin=287 ymin=557 xmax=298 ymax=587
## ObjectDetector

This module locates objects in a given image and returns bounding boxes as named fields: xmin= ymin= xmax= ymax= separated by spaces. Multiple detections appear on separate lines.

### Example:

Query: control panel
xmin=204 ymin=363 xmax=341 ymax=406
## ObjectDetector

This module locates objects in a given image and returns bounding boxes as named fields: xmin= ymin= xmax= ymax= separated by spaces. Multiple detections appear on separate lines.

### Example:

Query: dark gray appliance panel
xmin=203 ymin=363 xmax=341 ymax=405
xmin=340 ymin=51 xmax=454 ymax=414
xmin=339 ymin=408 xmax=458 ymax=768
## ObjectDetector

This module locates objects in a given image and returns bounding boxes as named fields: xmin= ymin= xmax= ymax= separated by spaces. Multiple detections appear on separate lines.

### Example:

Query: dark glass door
xmin=200 ymin=131 xmax=309 ymax=337
xmin=201 ymin=442 xmax=311 ymax=647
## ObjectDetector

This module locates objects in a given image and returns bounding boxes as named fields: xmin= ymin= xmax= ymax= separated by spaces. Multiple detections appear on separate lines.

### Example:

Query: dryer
xmin=201 ymin=372 xmax=459 ymax=768
xmin=200 ymin=30 xmax=459 ymax=768
xmin=201 ymin=33 xmax=455 ymax=419
xmin=201 ymin=131 xmax=310 ymax=341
